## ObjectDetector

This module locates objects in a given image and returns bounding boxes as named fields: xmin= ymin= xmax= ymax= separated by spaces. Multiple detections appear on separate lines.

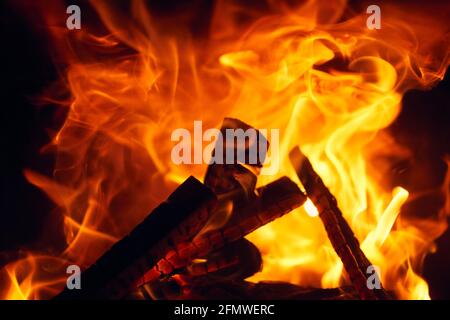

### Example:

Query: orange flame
xmin=1 ymin=0 xmax=449 ymax=299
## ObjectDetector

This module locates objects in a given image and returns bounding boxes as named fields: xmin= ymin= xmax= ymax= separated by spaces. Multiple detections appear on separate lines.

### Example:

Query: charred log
xmin=136 ymin=177 xmax=306 ymax=286
xmin=54 ymin=176 xmax=217 ymax=299
xmin=289 ymin=146 xmax=389 ymax=300
xmin=132 ymin=279 xmax=360 ymax=300
xmin=185 ymin=238 xmax=263 ymax=283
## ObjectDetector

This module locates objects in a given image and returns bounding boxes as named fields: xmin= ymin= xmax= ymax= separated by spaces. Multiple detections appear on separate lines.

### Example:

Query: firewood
xmin=54 ymin=176 xmax=217 ymax=299
xmin=204 ymin=118 xmax=268 ymax=212
xmin=136 ymin=177 xmax=306 ymax=286
xmin=135 ymin=119 xmax=304 ymax=292
xmin=289 ymin=146 xmax=389 ymax=300
xmin=184 ymin=281 xmax=360 ymax=300
xmin=185 ymin=238 xmax=262 ymax=282
xmin=197 ymin=118 xmax=267 ymax=278
xmin=131 ymin=279 xmax=360 ymax=300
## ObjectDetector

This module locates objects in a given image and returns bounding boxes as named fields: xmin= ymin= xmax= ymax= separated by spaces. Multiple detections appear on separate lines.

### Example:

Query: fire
xmin=304 ymin=199 xmax=319 ymax=217
xmin=1 ymin=0 xmax=449 ymax=299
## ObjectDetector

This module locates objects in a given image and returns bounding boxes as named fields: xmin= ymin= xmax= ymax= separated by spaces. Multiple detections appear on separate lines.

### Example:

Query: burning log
xmin=185 ymin=238 xmax=262 ymax=282
xmin=183 ymin=281 xmax=360 ymax=300
xmin=136 ymin=118 xmax=305 ymax=288
xmin=204 ymin=118 xmax=268 ymax=212
xmin=136 ymin=177 xmax=306 ymax=286
xmin=54 ymin=176 xmax=217 ymax=299
xmin=55 ymin=118 xmax=307 ymax=300
xmin=58 ymin=117 xmax=387 ymax=300
xmin=131 ymin=279 xmax=360 ymax=300
xmin=289 ymin=146 xmax=389 ymax=300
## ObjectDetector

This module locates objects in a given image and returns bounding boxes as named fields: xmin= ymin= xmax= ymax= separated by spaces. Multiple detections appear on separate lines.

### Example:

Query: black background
xmin=0 ymin=0 xmax=449 ymax=299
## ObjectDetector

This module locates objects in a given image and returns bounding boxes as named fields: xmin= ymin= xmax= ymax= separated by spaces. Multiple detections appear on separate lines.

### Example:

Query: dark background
xmin=0 ymin=0 xmax=449 ymax=299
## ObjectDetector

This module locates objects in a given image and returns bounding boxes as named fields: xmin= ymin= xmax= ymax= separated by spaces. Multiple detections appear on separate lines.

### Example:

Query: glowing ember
xmin=304 ymin=199 xmax=319 ymax=217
